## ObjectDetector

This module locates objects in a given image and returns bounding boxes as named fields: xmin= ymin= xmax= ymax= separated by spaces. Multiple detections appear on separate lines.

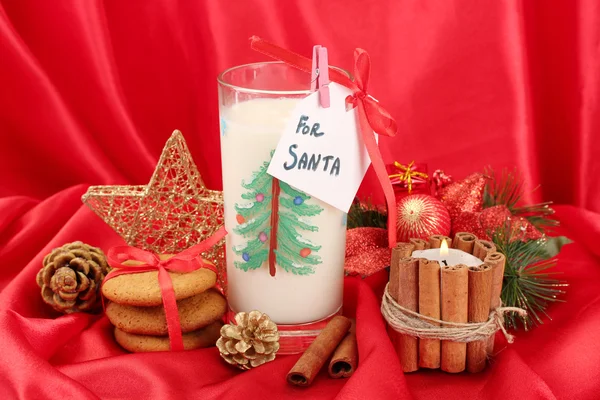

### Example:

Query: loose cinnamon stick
xmin=429 ymin=235 xmax=452 ymax=249
xmin=473 ymin=240 xmax=496 ymax=261
xmin=418 ymin=259 xmax=441 ymax=369
xmin=452 ymin=232 xmax=477 ymax=254
xmin=484 ymin=252 xmax=506 ymax=354
xmin=287 ymin=316 xmax=351 ymax=386
xmin=467 ymin=263 xmax=493 ymax=373
xmin=409 ymin=238 xmax=430 ymax=250
xmin=441 ymin=264 xmax=469 ymax=373
xmin=328 ymin=320 xmax=358 ymax=378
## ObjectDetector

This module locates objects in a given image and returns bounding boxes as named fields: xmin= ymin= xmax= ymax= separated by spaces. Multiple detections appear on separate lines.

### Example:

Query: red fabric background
xmin=1 ymin=1 xmax=599 ymax=399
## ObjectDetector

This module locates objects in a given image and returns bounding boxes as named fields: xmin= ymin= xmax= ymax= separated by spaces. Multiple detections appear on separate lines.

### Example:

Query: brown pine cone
xmin=36 ymin=241 xmax=110 ymax=314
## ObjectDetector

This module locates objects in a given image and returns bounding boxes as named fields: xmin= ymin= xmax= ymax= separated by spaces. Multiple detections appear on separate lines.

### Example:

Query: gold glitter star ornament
xmin=81 ymin=130 xmax=226 ymax=288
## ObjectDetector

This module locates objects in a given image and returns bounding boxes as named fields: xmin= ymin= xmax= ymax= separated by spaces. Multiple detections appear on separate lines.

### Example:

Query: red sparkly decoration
xmin=453 ymin=205 xmax=544 ymax=240
xmin=344 ymin=228 xmax=391 ymax=277
xmin=396 ymin=194 xmax=451 ymax=242
xmin=430 ymin=169 xmax=453 ymax=196
xmin=437 ymin=173 xmax=487 ymax=220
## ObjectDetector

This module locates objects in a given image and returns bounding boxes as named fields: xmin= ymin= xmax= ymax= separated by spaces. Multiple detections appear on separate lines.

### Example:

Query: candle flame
xmin=440 ymin=240 xmax=449 ymax=256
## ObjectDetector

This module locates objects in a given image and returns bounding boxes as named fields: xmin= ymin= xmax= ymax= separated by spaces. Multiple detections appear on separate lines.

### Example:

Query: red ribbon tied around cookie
xmin=250 ymin=36 xmax=398 ymax=247
xmin=104 ymin=226 xmax=227 ymax=352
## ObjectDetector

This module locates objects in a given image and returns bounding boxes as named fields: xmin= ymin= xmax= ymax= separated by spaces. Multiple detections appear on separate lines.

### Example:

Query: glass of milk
xmin=218 ymin=62 xmax=350 ymax=353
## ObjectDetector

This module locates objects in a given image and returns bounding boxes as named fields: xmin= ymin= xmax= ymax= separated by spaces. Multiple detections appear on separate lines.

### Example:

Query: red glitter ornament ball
xmin=396 ymin=194 xmax=451 ymax=242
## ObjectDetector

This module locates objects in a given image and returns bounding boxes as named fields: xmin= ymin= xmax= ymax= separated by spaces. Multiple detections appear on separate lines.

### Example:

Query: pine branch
xmin=279 ymin=197 xmax=322 ymax=216
xmin=347 ymin=198 xmax=388 ymax=229
xmin=274 ymin=251 xmax=315 ymax=275
xmin=279 ymin=181 xmax=307 ymax=198
xmin=234 ymin=249 xmax=269 ymax=271
xmin=492 ymin=224 xmax=568 ymax=330
xmin=235 ymin=210 xmax=271 ymax=235
xmin=279 ymin=212 xmax=320 ymax=232
xmin=235 ymin=197 xmax=271 ymax=218
xmin=483 ymin=167 xmax=558 ymax=233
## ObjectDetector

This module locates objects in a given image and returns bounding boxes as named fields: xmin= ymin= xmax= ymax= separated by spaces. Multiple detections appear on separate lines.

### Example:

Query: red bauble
xmin=299 ymin=248 xmax=311 ymax=258
xmin=396 ymin=194 xmax=451 ymax=242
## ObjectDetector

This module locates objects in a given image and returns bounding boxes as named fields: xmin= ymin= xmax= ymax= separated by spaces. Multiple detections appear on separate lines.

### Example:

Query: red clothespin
xmin=311 ymin=45 xmax=330 ymax=108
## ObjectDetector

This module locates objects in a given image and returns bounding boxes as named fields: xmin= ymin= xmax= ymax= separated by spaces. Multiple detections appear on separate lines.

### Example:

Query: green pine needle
xmin=483 ymin=167 xmax=559 ymax=233
xmin=347 ymin=198 xmax=388 ymax=229
xmin=492 ymin=225 xmax=568 ymax=330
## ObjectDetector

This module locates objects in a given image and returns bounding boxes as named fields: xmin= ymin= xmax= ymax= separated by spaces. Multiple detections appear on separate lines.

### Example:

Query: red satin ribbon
xmin=250 ymin=36 xmax=398 ymax=247
xmin=103 ymin=226 xmax=227 ymax=351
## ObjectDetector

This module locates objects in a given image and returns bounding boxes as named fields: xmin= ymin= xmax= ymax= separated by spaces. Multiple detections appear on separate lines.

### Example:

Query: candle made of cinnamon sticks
xmin=452 ymin=232 xmax=477 ymax=253
xmin=287 ymin=316 xmax=352 ymax=386
xmin=389 ymin=253 xmax=419 ymax=372
xmin=429 ymin=235 xmax=452 ymax=249
xmin=328 ymin=320 xmax=358 ymax=379
xmin=409 ymin=238 xmax=430 ymax=250
xmin=473 ymin=240 xmax=496 ymax=261
xmin=467 ymin=263 xmax=493 ymax=373
xmin=418 ymin=258 xmax=441 ymax=369
xmin=484 ymin=252 xmax=506 ymax=355
xmin=441 ymin=264 xmax=469 ymax=373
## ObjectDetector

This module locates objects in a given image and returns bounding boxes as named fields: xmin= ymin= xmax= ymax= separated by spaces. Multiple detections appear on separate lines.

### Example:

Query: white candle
xmin=220 ymin=98 xmax=346 ymax=325
xmin=411 ymin=241 xmax=481 ymax=266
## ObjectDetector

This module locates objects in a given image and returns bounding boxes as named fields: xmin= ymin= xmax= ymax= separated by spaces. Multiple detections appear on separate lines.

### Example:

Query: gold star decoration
xmin=82 ymin=130 xmax=226 ymax=290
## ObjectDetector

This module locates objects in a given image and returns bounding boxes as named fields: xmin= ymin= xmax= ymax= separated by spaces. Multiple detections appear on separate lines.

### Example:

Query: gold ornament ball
xmin=396 ymin=194 xmax=451 ymax=242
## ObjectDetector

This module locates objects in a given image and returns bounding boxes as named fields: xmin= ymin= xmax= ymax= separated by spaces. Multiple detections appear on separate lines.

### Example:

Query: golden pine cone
xmin=216 ymin=311 xmax=280 ymax=370
xmin=36 ymin=241 xmax=110 ymax=314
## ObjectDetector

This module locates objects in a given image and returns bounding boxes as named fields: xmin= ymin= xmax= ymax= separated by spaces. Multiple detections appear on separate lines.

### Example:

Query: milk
xmin=220 ymin=98 xmax=346 ymax=324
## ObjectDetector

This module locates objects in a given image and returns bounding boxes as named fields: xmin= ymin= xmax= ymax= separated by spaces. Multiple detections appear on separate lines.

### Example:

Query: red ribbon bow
xmin=250 ymin=36 xmax=398 ymax=247
xmin=104 ymin=225 xmax=227 ymax=351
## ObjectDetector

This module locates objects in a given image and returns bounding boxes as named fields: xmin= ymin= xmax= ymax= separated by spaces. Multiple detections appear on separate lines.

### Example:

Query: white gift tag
xmin=267 ymin=82 xmax=371 ymax=212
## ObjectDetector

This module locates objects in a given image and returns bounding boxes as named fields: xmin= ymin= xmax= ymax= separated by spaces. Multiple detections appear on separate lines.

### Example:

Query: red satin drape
xmin=1 ymin=1 xmax=600 ymax=399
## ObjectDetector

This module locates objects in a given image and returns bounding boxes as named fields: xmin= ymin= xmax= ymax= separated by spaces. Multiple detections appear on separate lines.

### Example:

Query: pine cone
xmin=36 ymin=241 xmax=110 ymax=314
xmin=216 ymin=311 xmax=280 ymax=370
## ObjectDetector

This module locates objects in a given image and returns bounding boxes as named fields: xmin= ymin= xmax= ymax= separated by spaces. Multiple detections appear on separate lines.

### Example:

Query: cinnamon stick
xmin=452 ymin=232 xmax=477 ymax=254
xmin=418 ymin=259 xmax=441 ymax=369
xmin=484 ymin=252 xmax=506 ymax=355
xmin=409 ymin=238 xmax=430 ymax=250
xmin=429 ymin=235 xmax=452 ymax=249
xmin=441 ymin=264 xmax=469 ymax=373
xmin=287 ymin=316 xmax=351 ymax=386
xmin=389 ymin=244 xmax=416 ymax=311
xmin=473 ymin=240 xmax=496 ymax=261
xmin=467 ymin=263 xmax=493 ymax=372
xmin=328 ymin=320 xmax=358 ymax=378
xmin=390 ymin=255 xmax=419 ymax=372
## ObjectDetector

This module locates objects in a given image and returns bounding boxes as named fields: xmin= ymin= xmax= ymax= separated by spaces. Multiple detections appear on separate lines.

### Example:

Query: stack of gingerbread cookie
xmin=101 ymin=255 xmax=227 ymax=352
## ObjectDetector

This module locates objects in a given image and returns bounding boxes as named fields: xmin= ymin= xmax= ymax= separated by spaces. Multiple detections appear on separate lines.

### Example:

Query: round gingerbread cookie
xmin=106 ymin=288 xmax=226 ymax=335
xmin=114 ymin=321 xmax=222 ymax=352
xmin=102 ymin=255 xmax=217 ymax=306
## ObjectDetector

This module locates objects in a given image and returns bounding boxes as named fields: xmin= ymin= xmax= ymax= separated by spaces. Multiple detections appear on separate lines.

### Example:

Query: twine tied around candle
xmin=381 ymin=283 xmax=527 ymax=343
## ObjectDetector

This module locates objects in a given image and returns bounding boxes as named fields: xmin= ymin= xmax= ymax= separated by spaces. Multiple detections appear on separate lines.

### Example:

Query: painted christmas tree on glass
xmin=234 ymin=156 xmax=323 ymax=276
